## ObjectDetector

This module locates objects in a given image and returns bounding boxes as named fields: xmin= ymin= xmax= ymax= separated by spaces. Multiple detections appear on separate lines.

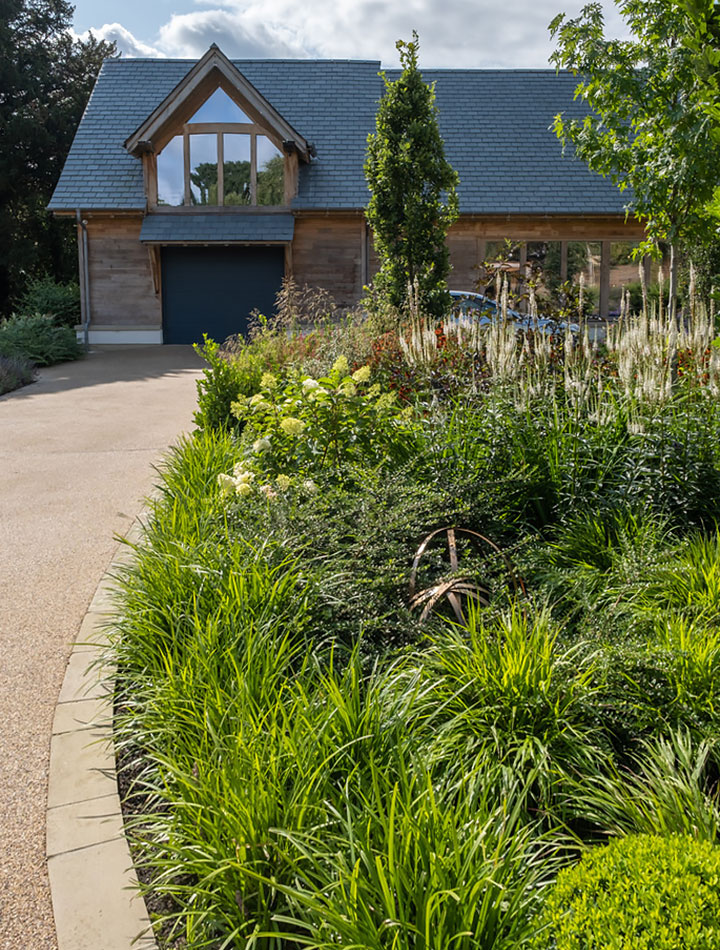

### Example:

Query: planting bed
xmin=112 ymin=299 xmax=720 ymax=948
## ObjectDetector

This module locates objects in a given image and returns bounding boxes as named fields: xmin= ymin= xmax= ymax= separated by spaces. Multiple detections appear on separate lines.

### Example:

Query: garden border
xmin=47 ymin=519 xmax=156 ymax=950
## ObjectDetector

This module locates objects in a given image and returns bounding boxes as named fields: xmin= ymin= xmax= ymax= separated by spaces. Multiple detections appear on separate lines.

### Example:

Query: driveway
xmin=0 ymin=346 xmax=204 ymax=950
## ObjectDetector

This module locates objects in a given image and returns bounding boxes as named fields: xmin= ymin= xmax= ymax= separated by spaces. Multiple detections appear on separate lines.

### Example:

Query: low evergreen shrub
xmin=532 ymin=834 xmax=720 ymax=949
xmin=16 ymin=276 xmax=81 ymax=328
xmin=0 ymin=313 xmax=82 ymax=366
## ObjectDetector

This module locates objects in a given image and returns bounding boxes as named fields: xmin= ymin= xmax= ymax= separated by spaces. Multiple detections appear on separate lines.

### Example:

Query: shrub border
xmin=46 ymin=519 xmax=156 ymax=950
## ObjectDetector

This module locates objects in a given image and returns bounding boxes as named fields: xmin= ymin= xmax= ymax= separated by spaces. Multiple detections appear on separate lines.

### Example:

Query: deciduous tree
xmin=550 ymin=0 xmax=720 ymax=310
xmin=0 ymin=0 xmax=115 ymax=311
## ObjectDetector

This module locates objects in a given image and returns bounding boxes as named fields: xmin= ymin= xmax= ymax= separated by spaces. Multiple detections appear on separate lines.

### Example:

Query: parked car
xmin=448 ymin=290 xmax=579 ymax=335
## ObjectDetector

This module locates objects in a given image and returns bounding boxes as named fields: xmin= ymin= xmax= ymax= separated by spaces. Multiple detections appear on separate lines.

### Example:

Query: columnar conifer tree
xmin=365 ymin=32 xmax=459 ymax=321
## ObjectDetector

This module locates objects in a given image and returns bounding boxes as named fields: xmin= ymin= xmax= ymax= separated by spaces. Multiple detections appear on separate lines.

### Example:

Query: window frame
xmin=155 ymin=120 xmax=286 ymax=209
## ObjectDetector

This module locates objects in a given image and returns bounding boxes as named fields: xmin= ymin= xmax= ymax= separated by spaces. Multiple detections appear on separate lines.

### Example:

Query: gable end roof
xmin=124 ymin=45 xmax=310 ymax=160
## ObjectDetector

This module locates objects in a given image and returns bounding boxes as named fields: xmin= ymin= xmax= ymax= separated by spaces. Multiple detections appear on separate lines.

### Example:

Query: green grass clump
xmin=532 ymin=833 xmax=720 ymax=949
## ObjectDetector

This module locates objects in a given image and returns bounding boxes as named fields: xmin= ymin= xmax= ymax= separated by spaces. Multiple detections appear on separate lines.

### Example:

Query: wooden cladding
xmin=86 ymin=217 xmax=161 ymax=327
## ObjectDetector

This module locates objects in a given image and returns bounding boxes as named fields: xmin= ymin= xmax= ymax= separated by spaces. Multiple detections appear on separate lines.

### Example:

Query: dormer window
xmin=156 ymin=88 xmax=285 ymax=207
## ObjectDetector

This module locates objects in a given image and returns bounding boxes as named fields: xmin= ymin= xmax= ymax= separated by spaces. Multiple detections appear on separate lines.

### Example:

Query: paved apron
xmin=0 ymin=346 xmax=203 ymax=950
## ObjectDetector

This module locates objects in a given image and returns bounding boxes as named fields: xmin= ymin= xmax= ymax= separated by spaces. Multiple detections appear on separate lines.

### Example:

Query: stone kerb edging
xmin=47 ymin=521 xmax=157 ymax=950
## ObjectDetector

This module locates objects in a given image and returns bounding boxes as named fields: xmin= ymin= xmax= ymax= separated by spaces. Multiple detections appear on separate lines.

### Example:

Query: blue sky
xmin=71 ymin=1 xmax=630 ymax=68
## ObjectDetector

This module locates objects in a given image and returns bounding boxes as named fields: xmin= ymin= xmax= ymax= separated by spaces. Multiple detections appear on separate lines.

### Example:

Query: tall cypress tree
xmin=365 ymin=32 xmax=459 ymax=321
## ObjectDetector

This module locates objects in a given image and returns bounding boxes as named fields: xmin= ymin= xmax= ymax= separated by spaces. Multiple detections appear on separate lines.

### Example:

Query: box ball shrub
xmin=532 ymin=833 xmax=720 ymax=949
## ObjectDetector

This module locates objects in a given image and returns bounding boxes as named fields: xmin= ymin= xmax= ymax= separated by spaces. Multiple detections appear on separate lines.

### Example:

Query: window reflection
xmin=256 ymin=136 xmax=284 ymax=206
xmin=190 ymin=134 xmax=217 ymax=205
xmin=223 ymin=134 xmax=251 ymax=206
xmin=157 ymin=135 xmax=184 ymax=206
xmin=568 ymin=241 xmax=601 ymax=316
xmin=190 ymin=88 xmax=251 ymax=123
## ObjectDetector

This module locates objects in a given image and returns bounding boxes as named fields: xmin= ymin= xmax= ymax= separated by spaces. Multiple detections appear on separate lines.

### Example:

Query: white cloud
xmin=156 ymin=10 xmax=309 ymax=59
xmin=73 ymin=22 xmax=165 ymax=58
xmin=76 ymin=1 xmax=631 ymax=67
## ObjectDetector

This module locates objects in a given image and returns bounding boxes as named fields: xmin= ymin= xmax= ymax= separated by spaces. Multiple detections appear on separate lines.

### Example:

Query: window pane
xmin=190 ymin=87 xmax=251 ymax=123
xmin=256 ymin=136 xmax=284 ymax=206
xmin=156 ymin=135 xmax=184 ymax=206
xmin=568 ymin=241 xmax=601 ymax=317
xmin=223 ymin=134 xmax=251 ymax=206
xmin=527 ymin=241 xmax=563 ymax=303
xmin=609 ymin=241 xmax=641 ymax=315
xmin=190 ymin=134 xmax=217 ymax=205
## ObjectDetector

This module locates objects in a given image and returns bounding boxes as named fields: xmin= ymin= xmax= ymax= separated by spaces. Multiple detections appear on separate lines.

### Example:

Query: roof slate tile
xmin=49 ymin=59 xmax=629 ymax=216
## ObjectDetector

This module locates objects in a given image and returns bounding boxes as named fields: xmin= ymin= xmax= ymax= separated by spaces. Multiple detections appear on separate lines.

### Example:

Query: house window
xmin=156 ymin=88 xmax=285 ymax=207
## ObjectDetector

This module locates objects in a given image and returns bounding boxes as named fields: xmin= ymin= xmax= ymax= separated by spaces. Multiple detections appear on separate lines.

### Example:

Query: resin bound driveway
xmin=0 ymin=346 xmax=203 ymax=950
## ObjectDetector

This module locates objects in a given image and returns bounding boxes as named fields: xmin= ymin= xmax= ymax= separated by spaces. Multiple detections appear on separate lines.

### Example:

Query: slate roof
xmin=49 ymin=57 xmax=630 ymax=216
xmin=139 ymin=212 xmax=295 ymax=243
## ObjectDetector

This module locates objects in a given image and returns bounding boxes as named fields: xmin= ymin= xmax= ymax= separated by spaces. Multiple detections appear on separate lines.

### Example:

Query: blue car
xmin=449 ymin=291 xmax=579 ymax=335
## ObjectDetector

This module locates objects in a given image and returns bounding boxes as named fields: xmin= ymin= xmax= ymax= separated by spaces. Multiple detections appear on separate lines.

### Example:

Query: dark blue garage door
xmin=162 ymin=246 xmax=285 ymax=345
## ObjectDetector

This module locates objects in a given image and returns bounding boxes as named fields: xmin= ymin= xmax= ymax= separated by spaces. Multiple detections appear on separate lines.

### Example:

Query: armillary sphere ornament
xmin=408 ymin=526 xmax=525 ymax=624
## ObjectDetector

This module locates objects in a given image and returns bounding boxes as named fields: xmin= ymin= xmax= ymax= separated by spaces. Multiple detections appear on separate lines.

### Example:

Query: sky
xmin=71 ymin=0 xmax=630 ymax=68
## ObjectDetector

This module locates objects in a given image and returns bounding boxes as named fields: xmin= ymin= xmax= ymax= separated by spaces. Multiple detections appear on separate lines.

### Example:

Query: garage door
xmin=161 ymin=246 xmax=285 ymax=345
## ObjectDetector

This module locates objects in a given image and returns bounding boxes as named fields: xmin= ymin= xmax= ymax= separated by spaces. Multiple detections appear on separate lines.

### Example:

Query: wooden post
xmin=217 ymin=132 xmax=224 ymax=206
xmin=560 ymin=241 xmax=568 ymax=282
xmin=360 ymin=217 xmax=368 ymax=290
xmin=250 ymin=134 xmax=257 ymax=205
xmin=600 ymin=240 xmax=611 ymax=319
xmin=183 ymin=131 xmax=191 ymax=206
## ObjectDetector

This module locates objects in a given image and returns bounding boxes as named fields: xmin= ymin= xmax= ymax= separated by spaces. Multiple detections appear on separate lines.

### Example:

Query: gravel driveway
xmin=0 ymin=346 xmax=203 ymax=950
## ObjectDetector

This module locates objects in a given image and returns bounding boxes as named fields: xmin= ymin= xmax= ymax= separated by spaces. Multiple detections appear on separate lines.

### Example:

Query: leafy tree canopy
xmin=0 ymin=0 xmax=115 ymax=311
xmin=365 ymin=32 xmax=459 ymax=321
xmin=550 ymin=0 xmax=720 ymax=257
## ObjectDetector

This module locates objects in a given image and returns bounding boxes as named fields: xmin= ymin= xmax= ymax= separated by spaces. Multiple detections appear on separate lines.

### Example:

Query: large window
xmin=156 ymin=88 xmax=285 ymax=207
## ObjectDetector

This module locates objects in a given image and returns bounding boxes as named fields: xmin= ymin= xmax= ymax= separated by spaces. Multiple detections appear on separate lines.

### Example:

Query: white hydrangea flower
xmin=253 ymin=437 xmax=271 ymax=454
xmin=332 ymin=355 xmax=349 ymax=376
xmin=275 ymin=474 xmax=292 ymax=490
xmin=302 ymin=479 xmax=318 ymax=494
xmin=279 ymin=417 xmax=305 ymax=437
xmin=235 ymin=481 xmax=253 ymax=497
xmin=261 ymin=372 xmax=278 ymax=390
xmin=302 ymin=377 xmax=320 ymax=393
xmin=351 ymin=365 xmax=371 ymax=383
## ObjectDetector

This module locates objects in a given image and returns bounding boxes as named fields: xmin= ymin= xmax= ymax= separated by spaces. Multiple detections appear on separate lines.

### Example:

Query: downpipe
xmin=76 ymin=209 xmax=91 ymax=347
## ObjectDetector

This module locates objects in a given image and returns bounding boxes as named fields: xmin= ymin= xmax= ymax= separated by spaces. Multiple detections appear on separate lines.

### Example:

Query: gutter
xmin=76 ymin=210 xmax=91 ymax=347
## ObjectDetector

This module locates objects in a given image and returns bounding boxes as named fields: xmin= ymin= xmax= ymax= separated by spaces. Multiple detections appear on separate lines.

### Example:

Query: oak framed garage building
xmin=49 ymin=45 xmax=645 ymax=344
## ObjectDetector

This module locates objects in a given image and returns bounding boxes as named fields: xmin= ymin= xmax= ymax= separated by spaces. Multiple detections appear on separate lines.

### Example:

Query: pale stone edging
xmin=47 ymin=520 xmax=157 ymax=950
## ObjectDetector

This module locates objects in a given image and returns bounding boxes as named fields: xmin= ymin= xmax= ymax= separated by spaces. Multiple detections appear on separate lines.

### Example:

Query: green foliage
xmin=229 ymin=356 xmax=418 ymax=487
xmin=16 ymin=274 xmax=80 ymax=327
xmin=110 ymin=303 xmax=720 ymax=947
xmin=532 ymin=833 xmax=720 ymax=949
xmin=365 ymin=32 xmax=459 ymax=320
xmin=193 ymin=335 xmax=264 ymax=431
xmin=0 ymin=353 xmax=35 ymax=394
xmin=0 ymin=1 xmax=116 ymax=310
xmin=0 ymin=312 xmax=82 ymax=366
xmin=565 ymin=730 xmax=720 ymax=841
xmin=423 ymin=606 xmax=598 ymax=763
xmin=550 ymin=1 xmax=720 ymax=254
